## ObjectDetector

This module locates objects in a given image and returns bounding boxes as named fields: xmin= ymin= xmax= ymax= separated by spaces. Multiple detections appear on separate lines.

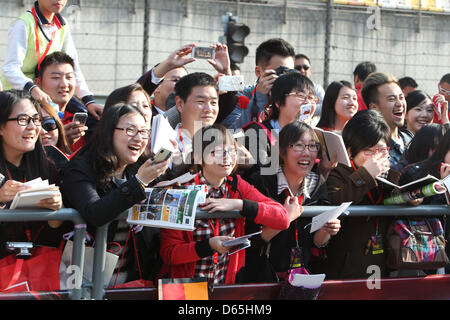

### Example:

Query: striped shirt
xmin=276 ymin=167 xmax=320 ymax=203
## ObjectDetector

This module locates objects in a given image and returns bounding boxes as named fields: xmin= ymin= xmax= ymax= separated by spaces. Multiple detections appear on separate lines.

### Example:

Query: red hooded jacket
xmin=158 ymin=174 xmax=289 ymax=284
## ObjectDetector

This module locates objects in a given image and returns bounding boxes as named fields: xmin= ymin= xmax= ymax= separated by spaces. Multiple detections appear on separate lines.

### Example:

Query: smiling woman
xmin=158 ymin=124 xmax=289 ymax=286
xmin=61 ymin=103 xmax=171 ymax=227
xmin=317 ymin=81 xmax=358 ymax=133
xmin=0 ymin=89 xmax=69 ymax=259
xmin=324 ymin=109 xmax=400 ymax=279
xmin=241 ymin=121 xmax=338 ymax=283
xmin=61 ymin=102 xmax=172 ymax=285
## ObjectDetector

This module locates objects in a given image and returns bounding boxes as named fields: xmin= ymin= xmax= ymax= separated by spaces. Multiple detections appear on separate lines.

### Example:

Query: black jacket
xmin=324 ymin=164 xmax=396 ymax=279
xmin=61 ymin=145 xmax=147 ymax=229
xmin=240 ymin=120 xmax=277 ymax=181
xmin=0 ymin=160 xmax=72 ymax=259
xmin=236 ymin=171 xmax=329 ymax=283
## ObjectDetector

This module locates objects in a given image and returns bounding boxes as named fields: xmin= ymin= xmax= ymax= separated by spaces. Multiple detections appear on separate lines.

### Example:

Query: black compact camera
xmin=274 ymin=66 xmax=299 ymax=76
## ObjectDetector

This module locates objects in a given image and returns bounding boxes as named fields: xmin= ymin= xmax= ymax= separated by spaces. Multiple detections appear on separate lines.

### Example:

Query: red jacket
xmin=159 ymin=174 xmax=289 ymax=284
xmin=62 ymin=110 xmax=86 ymax=153
xmin=356 ymin=84 xmax=367 ymax=111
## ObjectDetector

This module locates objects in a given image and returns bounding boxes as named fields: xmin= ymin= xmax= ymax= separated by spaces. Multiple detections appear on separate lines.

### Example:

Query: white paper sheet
xmin=310 ymin=202 xmax=352 ymax=233
xmin=291 ymin=273 xmax=326 ymax=289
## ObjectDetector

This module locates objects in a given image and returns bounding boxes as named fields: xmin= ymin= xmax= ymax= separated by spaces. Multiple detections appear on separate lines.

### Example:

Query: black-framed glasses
xmin=295 ymin=65 xmax=310 ymax=71
xmin=7 ymin=113 xmax=42 ymax=126
xmin=42 ymin=117 xmax=58 ymax=132
xmin=290 ymin=143 xmax=320 ymax=153
xmin=115 ymin=126 xmax=150 ymax=139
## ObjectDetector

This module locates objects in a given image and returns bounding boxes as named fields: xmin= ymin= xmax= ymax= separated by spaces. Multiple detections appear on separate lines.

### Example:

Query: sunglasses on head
xmin=42 ymin=117 xmax=58 ymax=132
xmin=295 ymin=65 xmax=310 ymax=71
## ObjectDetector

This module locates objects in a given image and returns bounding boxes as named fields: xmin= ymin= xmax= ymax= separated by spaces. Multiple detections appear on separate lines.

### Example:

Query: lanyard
xmin=208 ymin=219 xmax=220 ymax=264
xmin=5 ymin=168 xmax=26 ymax=183
xmin=350 ymin=159 xmax=382 ymax=205
xmin=195 ymin=172 xmax=228 ymax=264
xmin=285 ymin=189 xmax=303 ymax=247
xmin=32 ymin=7 xmax=61 ymax=70
xmin=177 ymin=125 xmax=185 ymax=153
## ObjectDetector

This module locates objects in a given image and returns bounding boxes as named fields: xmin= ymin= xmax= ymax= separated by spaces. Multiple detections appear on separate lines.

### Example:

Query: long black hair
xmin=404 ymin=124 xmax=445 ymax=164
xmin=401 ymin=128 xmax=450 ymax=182
xmin=78 ymin=103 xmax=148 ymax=190
xmin=316 ymin=80 xmax=354 ymax=130
xmin=416 ymin=129 xmax=450 ymax=177
xmin=0 ymin=90 xmax=49 ymax=182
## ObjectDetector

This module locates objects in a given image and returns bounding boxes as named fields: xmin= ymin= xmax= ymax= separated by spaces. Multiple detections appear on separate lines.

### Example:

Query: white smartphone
xmin=298 ymin=103 xmax=313 ymax=122
xmin=152 ymin=149 xmax=172 ymax=163
xmin=218 ymin=75 xmax=245 ymax=92
xmin=73 ymin=112 xmax=88 ymax=126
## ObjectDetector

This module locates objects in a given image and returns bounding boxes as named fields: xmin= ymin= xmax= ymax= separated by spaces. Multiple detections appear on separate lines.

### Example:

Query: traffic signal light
xmin=225 ymin=18 xmax=250 ymax=64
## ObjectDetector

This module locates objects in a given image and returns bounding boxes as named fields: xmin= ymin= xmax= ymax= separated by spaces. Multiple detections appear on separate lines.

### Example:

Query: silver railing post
xmin=91 ymin=223 xmax=110 ymax=300
xmin=0 ymin=208 xmax=87 ymax=299
xmin=90 ymin=205 xmax=450 ymax=299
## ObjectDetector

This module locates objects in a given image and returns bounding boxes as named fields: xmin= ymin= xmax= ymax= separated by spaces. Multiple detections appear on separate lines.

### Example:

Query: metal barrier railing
xmin=0 ymin=208 xmax=87 ymax=300
xmin=91 ymin=204 xmax=450 ymax=300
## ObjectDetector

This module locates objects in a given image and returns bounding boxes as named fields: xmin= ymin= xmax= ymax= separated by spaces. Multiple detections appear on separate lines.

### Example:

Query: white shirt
xmin=173 ymin=123 xmax=193 ymax=165
xmin=311 ymin=82 xmax=325 ymax=127
xmin=2 ymin=16 xmax=92 ymax=99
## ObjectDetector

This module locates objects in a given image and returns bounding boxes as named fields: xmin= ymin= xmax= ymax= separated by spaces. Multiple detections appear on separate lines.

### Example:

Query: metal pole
xmin=91 ymin=223 xmax=110 ymax=300
xmin=68 ymin=224 xmax=86 ymax=300
xmin=323 ymin=0 xmax=333 ymax=89
xmin=195 ymin=205 xmax=450 ymax=219
xmin=416 ymin=0 xmax=422 ymax=33
xmin=142 ymin=0 xmax=151 ymax=74
xmin=0 ymin=208 xmax=87 ymax=300
xmin=90 ymin=205 xmax=450 ymax=299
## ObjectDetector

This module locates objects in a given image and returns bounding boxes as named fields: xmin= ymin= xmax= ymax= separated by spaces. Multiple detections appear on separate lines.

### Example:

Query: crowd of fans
xmin=0 ymin=1 xmax=449 ymax=288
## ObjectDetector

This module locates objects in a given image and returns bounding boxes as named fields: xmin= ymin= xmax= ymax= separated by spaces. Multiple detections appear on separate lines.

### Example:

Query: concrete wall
xmin=1 ymin=0 xmax=449 ymax=98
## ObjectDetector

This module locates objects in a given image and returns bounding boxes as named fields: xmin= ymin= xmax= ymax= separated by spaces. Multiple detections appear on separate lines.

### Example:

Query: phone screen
xmin=73 ymin=112 xmax=88 ymax=126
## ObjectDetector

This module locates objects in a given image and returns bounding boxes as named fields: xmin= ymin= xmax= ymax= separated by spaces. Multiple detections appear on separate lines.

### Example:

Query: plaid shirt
xmin=191 ymin=173 xmax=236 ymax=285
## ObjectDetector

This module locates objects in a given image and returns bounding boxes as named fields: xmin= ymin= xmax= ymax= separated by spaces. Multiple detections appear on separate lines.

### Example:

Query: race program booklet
xmin=127 ymin=187 xmax=206 ymax=231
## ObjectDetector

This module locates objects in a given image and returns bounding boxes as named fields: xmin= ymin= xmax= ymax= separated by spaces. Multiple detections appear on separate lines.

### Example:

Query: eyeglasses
xmin=439 ymin=85 xmax=450 ymax=95
xmin=362 ymin=146 xmax=390 ymax=156
xmin=7 ymin=113 xmax=42 ymax=126
xmin=294 ymin=65 xmax=310 ymax=71
xmin=115 ymin=126 xmax=150 ymax=139
xmin=286 ymin=91 xmax=319 ymax=104
xmin=210 ymin=147 xmax=237 ymax=158
xmin=42 ymin=117 xmax=58 ymax=132
xmin=290 ymin=143 xmax=320 ymax=153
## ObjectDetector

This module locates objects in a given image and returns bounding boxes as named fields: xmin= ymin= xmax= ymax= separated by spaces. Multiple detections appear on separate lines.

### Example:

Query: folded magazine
xmin=127 ymin=187 xmax=206 ymax=231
